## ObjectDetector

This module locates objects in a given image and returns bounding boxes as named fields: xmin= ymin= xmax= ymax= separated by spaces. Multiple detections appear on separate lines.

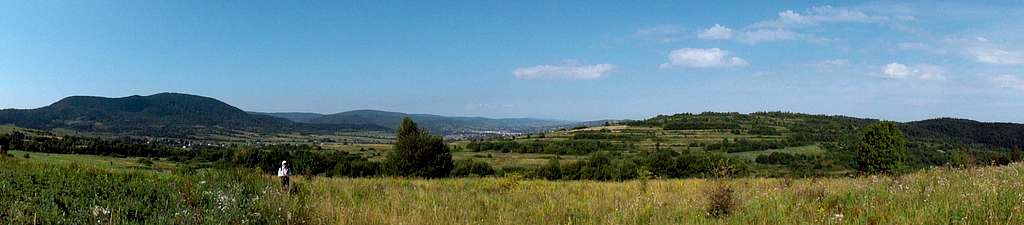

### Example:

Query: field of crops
xmin=4 ymin=152 xmax=1023 ymax=224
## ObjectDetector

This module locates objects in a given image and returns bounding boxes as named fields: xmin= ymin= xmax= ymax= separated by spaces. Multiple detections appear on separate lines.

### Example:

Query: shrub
xmin=950 ymin=150 xmax=976 ymax=168
xmin=705 ymin=182 xmax=736 ymax=218
xmin=450 ymin=159 xmax=495 ymax=177
xmin=535 ymin=157 xmax=562 ymax=180
xmin=856 ymin=122 xmax=907 ymax=175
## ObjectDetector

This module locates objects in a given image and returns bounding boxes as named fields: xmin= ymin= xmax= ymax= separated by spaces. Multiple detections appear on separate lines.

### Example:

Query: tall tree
xmin=856 ymin=122 xmax=907 ymax=175
xmin=385 ymin=117 xmax=453 ymax=178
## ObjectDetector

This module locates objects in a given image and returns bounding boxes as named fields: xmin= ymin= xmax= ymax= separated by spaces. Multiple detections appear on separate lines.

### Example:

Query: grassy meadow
xmin=304 ymin=164 xmax=1024 ymax=225
xmin=0 ymin=153 xmax=312 ymax=224
xmin=4 ymin=151 xmax=1024 ymax=224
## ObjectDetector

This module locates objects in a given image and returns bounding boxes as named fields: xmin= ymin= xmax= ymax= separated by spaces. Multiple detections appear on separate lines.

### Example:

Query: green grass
xmin=4 ymin=151 xmax=1024 ymax=224
xmin=9 ymin=150 xmax=179 ymax=172
xmin=307 ymin=163 xmax=1024 ymax=225
xmin=0 ymin=154 xmax=311 ymax=224
xmin=453 ymin=152 xmax=585 ymax=168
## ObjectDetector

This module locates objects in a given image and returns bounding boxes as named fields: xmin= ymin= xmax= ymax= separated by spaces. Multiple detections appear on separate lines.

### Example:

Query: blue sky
xmin=1 ymin=1 xmax=1023 ymax=122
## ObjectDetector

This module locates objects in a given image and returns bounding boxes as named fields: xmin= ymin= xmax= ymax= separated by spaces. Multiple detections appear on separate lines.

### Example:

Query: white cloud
xmin=737 ymin=29 xmax=799 ymax=44
xmin=635 ymin=24 xmax=686 ymax=42
xmin=660 ymin=48 xmax=748 ymax=69
xmin=883 ymin=63 xmax=913 ymax=78
xmin=735 ymin=28 xmax=832 ymax=44
xmin=992 ymin=75 xmax=1024 ymax=91
xmin=513 ymin=61 xmax=617 ymax=80
xmin=882 ymin=62 xmax=945 ymax=80
xmin=897 ymin=42 xmax=949 ymax=54
xmin=967 ymin=47 xmax=1024 ymax=65
xmin=751 ymin=5 xmax=888 ymax=29
xmin=697 ymin=24 xmax=733 ymax=40
xmin=814 ymin=59 xmax=849 ymax=72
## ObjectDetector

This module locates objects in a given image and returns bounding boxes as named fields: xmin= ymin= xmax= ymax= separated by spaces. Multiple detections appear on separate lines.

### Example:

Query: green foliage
xmin=748 ymin=126 xmax=780 ymax=135
xmin=536 ymin=157 xmax=562 ymax=180
xmin=704 ymin=138 xmax=788 ymax=153
xmin=530 ymin=150 xmax=749 ymax=181
xmin=385 ymin=118 xmax=454 ymax=178
xmin=0 ymin=93 xmax=385 ymax=138
xmin=571 ymin=132 xmax=646 ymax=141
xmin=0 ymin=159 xmax=311 ymax=224
xmin=950 ymin=150 xmax=976 ymax=168
xmin=466 ymin=139 xmax=626 ymax=155
xmin=230 ymin=144 xmax=377 ymax=177
xmin=755 ymin=152 xmax=836 ymax=177
xmin=450 ymin=159 xmax=495 ymax=177
xmin=0 ymin=133 xmax=9 ymax=155
xmin=11 ymin=133 xmax=186 ymax=158
xmin=856 ymin=122 xmax=907 ymax=175
xmin=663 ymin=122 xmax=740 ymax=130
xmin=903 ymin=118 xmax=1024 ymax=149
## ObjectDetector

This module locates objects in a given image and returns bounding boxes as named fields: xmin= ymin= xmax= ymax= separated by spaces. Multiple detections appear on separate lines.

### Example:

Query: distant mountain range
xmin=4 ymin=93 xmax=1022 ymax=146
xmin=249 ymin=112 xmax=325 ymax=123
xmin=253 ymin=110 xmax=585 ymax=135
xmin=0 ymin=93 xmax=386 ymax=137
xmin=0 ymin=93 xmax=587 ymax=138
xmin=302 ymin=110 xmax=577 ymax=134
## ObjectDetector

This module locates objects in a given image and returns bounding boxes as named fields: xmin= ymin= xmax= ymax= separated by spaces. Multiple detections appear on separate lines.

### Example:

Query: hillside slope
xmin=249 ymin=112 xmax=325 ymax=123
xmin=309 ymin=109 xmax=576 ymax=134
xmin=0 ymin=93 xmax=384 ymax=137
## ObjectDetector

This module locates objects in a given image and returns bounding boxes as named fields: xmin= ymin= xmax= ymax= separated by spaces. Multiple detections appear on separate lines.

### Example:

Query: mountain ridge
xmin=0 ymin=93 xmax=386 ymax=137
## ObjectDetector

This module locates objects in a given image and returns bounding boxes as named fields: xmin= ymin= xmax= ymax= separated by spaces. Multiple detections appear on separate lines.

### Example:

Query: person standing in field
xmin=278 ymin=161 xmax=290 ymax=188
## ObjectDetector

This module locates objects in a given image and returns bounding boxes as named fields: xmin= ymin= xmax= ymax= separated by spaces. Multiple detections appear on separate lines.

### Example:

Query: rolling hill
xmin=249 ymin=112 xmax=325 ymax=123
xmin=0 ymin=93 xmax=385 ymax=137
xmin=306 ymin=109 xmax=579 ymax=135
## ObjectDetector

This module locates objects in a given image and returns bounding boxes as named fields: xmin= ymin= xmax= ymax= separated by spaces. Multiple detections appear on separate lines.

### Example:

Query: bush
xmin=950 ymin=151 xmax=976 ymax=168
xmin=450 ymin=159 xmax=495 ymax=177
xmin=856 ymin=122 xmax=907 ymax=175
xmin=705 ymin=182 xmax=736 ymax=218
xmin=535 ymin=157 xmax=562 ymax=180
xmin=0 ymin=160 xmax=311 ymax=224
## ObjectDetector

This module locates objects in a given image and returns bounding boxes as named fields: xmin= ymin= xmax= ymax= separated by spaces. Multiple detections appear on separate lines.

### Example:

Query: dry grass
xmin=305 ymin=163 xmax=1024 ymax=225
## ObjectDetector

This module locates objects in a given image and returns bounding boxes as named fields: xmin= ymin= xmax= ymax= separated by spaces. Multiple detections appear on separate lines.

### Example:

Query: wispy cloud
xmin=635 ymin=24 xmax=686 ymax=43
xmin=660 ymin=48 xmax=748 ymax=69
xmin=992 ymin=75 xmax=1024 ymax=91
xmin=967 ymin=47 xmax=1024 ymax=65
xmin=696 ymin=24 xmax=733 ymax=40
xmin=882 ymin=62 xmax=945 ymax=80
xmin=813 ymin=59 xmax=849 ymax=72
xmin=689 ymin=5 xmax=896 ymax=45
xmin=749 ymin=5 xmax=890 ymax=29
xmin=514 ymin=61 xmax=617 ymax=80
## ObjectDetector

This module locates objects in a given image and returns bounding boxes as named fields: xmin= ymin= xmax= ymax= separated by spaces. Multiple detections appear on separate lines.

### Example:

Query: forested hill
xmin=248 ymin=112 xmax=325 ymax=123
xmin=904 ymin=118 xmax=1024 ymax=149
xmin=0 ymin=93 xmax=385 ymax=137
xmin=307 ymin=109 xmax=576 ymax=134
xmin=635 ymin=112 xmax=1024 ymax=150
